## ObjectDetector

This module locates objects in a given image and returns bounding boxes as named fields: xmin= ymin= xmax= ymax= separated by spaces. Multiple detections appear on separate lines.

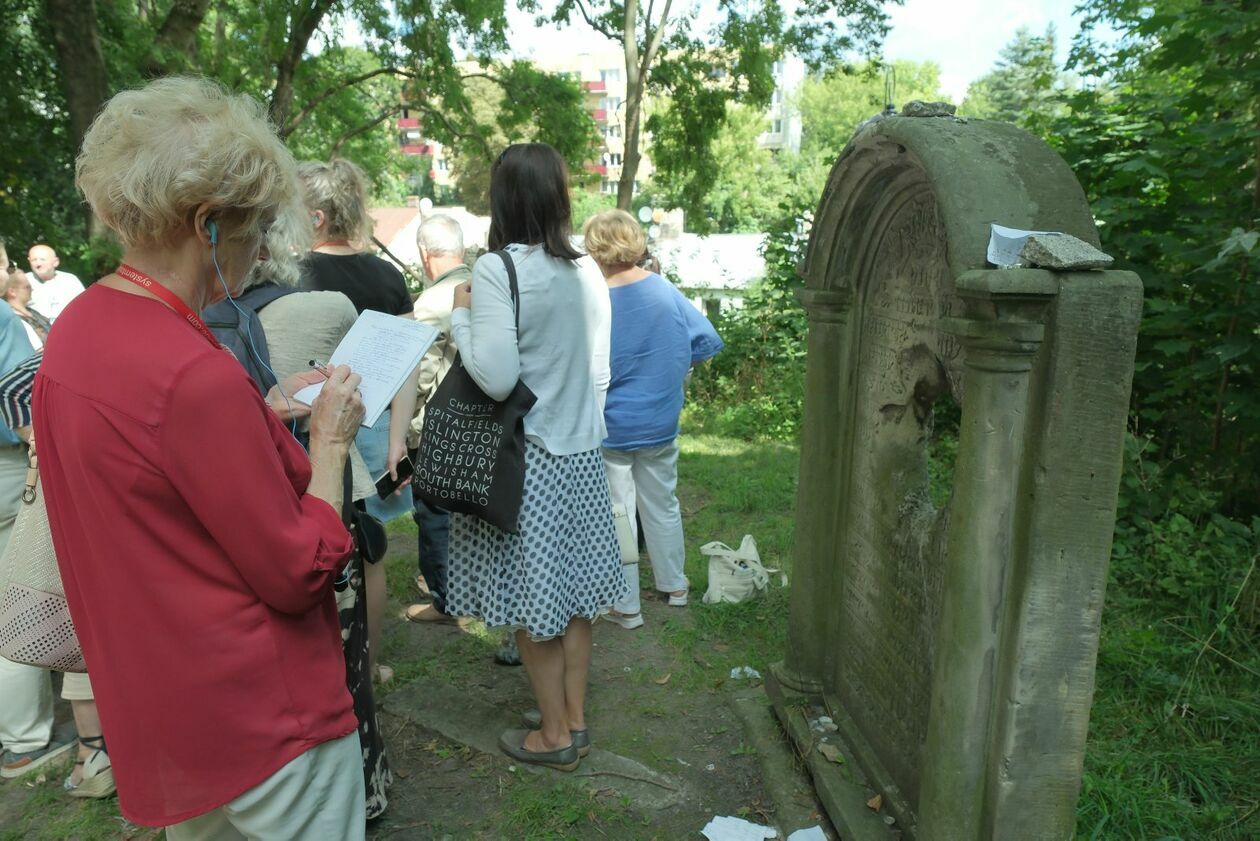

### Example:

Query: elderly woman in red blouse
xmin=33 ymin=77 xmax=368 ymax=840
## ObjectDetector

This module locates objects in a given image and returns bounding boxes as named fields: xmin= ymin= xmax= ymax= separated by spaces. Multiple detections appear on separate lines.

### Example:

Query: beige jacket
xmin=406 ymin=264 xmax=468 ymax=447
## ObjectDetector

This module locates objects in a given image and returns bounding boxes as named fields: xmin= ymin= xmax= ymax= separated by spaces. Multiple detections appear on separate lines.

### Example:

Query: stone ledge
xmin=766 ymin=671 xmax=900 ymax=841
xmin=731 ymin=691 xmax=831 ymax=837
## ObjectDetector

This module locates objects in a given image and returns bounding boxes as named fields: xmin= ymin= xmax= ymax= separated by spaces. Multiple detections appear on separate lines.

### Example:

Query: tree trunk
xmin=269 ymin=0 xmax=336 ymax=129
xmin=44 ymin=0 xmax=110 ymax=241
xmin=145 ymin=0 xmax=213 ymax=74
xmin=616 ymin=0 xmax=641 ymax=211
xmin=617 ymin=87 xmax=643 ymax=210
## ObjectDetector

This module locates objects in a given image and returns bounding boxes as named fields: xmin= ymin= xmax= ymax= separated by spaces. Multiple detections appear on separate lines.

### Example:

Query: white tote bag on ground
xmin=700 ymin=535 xmax=781 ymax=605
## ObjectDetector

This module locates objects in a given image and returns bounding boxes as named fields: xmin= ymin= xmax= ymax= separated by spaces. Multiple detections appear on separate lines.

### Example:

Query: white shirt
xmin=28 ymin=270 xmax=85 ymax=321
xmin=450 ymin=244 xmax=611 ymax=456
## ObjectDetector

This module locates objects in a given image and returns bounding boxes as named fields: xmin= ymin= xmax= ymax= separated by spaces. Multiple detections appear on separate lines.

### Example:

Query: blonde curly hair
xmin=582 ymin=209 xmax=647 ymax=267
xmin=297 ymin=158 xmax=375 ymax=247
xmin=75 ymin=76 xmax=300 ymax=248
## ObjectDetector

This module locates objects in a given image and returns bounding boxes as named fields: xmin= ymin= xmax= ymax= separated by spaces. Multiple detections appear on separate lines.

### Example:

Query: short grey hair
xmin=417 ymin=214 xmax=464 ymax=258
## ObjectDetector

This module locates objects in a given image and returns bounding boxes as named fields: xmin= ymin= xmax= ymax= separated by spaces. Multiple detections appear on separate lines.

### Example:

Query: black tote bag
xmin=413 ymin=251 xmax=537 ymax=533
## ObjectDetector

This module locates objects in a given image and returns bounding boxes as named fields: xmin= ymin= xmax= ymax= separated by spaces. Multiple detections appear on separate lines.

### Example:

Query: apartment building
xmin=534 ymin=48 xmax=654 ymax=196
xmin=759 ymin=56 xmax=805 ymax=153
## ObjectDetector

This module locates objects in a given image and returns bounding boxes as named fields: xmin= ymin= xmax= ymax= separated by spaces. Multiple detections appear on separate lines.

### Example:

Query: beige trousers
xmin=165 ymin=733 xmax=365 ymax=841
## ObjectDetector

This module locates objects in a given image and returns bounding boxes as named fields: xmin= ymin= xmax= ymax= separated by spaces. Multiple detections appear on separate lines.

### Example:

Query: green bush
xmin=687 ymin=203 xmax=809 ymax=442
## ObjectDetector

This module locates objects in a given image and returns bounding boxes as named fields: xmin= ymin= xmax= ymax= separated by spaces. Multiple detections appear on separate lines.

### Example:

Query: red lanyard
xmin=116 ymin=264 xmax=222 ymax=349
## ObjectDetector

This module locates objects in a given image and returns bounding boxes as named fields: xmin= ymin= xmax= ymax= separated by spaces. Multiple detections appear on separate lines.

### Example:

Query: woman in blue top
xmin=582 ymin=210 xmax=723 ymax=629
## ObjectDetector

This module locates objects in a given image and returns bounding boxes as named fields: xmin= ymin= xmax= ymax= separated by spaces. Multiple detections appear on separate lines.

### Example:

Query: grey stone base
xmin=766 ymin=668 xmax=900 ymax=841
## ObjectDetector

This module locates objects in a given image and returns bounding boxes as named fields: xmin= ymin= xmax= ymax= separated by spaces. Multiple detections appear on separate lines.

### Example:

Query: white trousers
xmin=166 ymin=733 xmax=366 ymax=841
xmin=0 ymin=444 xmax=53 ymax=754
xmin=603 ymin=441 xmax=688 ymax=615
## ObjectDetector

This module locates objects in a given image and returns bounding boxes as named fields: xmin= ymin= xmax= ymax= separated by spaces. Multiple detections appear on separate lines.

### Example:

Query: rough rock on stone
xmin=902 ymin=100 xmax=957 ymax=118
xmin=1019 ymin=234 xmax=1114 ymax=270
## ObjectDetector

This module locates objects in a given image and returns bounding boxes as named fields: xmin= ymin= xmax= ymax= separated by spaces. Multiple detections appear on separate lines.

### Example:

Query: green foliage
xmin=556 ymin=0 xmax=895 ymax=217
xmin=661 ymin=58 xmax=947 ymax=234
xmin=0 ymin=1 xmax=595 ymax=279
xmin=1111 ymin=435 xmax=1258 ymax=622
xmin=0 ymin=0 xmax=84 ymax=266
xmin=798 ymin=59 xmax=947 ymax=163
xmin=687 ymin=202 xmax=811 ymax=440
xmin=1079 ymin=434 xmax=1260 ymax=840
xmin=569 ymin=191 xmax=617 ymax=231
xmin=959 ymin=25 xmax=1074 ymax=133
xmin=449 ymin=68 xmax=599 ymax=216
xmin=1053 ymin=0 xmax=1260 ymax=513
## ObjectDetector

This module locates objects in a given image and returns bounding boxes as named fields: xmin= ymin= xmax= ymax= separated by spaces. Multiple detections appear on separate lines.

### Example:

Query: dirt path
xmin=367 ymin=572 xmax=790 ymax=840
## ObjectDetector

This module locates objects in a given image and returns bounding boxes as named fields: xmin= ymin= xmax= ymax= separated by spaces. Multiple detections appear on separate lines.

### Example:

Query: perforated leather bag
xmin=0 ymin=441 xmax=85 ymax=672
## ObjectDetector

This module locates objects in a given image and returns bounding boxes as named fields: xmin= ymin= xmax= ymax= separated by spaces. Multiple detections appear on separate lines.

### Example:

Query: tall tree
xmin=959 ymin=25 xmax=1071 ymax=134
xmin=1054 ymin=0 xmax=1260 ymax=510
xmin=551 ymin=0 xmax=896 ymax=215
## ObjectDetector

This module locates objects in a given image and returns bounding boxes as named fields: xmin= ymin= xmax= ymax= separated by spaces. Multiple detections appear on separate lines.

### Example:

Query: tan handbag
xmin=0 ymin=437 xmax=85 ymax=672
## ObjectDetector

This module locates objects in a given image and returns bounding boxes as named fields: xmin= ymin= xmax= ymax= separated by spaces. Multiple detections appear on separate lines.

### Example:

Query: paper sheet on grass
xmin=293 ymin=310 xmax=439 ymax=428
xmin=700 ymin=815 xmax=778 ymax=841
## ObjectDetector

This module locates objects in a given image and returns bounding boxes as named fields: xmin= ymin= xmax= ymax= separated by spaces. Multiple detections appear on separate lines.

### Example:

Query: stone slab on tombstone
xmin=770 ymin=115 xmax=1142 ymax=841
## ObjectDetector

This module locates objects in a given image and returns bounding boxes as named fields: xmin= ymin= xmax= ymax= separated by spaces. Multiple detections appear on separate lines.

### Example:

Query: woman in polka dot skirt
xmin=443 ymin=143 xmax=626 ymax=772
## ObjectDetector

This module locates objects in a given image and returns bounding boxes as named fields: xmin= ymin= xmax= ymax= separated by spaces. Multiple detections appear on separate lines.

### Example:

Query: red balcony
xmin=583 ymin=80 xmax=606 ymax=92
xmin=397 ymin=117 xmax=420 ymax=128
xmin=400 ymin=143 xmax=433 ymax=156
xmin=592 ymin=109 xmax=607 ymax=122
xmin=586 ymin=164 xmax=608 ymax=175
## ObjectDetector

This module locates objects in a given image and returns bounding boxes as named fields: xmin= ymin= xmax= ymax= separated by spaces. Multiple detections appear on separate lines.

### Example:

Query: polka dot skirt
xmin=445 ymin=441 xmax=627 ymax=641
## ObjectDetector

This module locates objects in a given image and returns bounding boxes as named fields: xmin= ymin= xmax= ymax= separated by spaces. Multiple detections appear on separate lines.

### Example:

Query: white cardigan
xmin=450 ymin=244 xmax=610 ymax=456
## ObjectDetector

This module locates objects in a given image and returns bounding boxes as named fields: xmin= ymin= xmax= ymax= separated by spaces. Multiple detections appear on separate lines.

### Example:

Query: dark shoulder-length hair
xmin=487 ymin=143 xmax=582 ymax=261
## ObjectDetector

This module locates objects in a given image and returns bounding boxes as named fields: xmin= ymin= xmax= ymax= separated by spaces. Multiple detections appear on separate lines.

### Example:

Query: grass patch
xmin=0 ymin=771 xmax=135 ymax=841
xmin=499 ymin=777 xmax=636 ymax=840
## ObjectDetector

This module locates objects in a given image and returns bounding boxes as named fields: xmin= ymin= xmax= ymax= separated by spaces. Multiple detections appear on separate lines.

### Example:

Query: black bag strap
xmin=492 ymin=250 xmax=522 ymax=333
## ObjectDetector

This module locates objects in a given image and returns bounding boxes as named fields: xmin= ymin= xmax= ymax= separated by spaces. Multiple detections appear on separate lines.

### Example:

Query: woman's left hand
xmin=266 ymin=370 xmax=324 ymax=422
xmin=453 ymin=281 xmax=471 ymax=310
xmin=386 ymin=439 xmax=410 ymax=494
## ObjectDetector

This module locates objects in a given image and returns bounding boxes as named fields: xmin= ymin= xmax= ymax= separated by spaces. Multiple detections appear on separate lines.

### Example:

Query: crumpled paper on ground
xmin=786 ymin=827 xmax=827 ymax=841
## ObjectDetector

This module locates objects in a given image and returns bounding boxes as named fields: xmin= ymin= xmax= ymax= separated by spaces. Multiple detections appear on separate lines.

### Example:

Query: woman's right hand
xmin=309 ymin=364 xmax=365 ymax=449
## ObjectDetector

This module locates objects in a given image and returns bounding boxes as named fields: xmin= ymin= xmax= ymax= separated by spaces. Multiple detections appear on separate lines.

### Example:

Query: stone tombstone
xmin=767 ymin=115 xmax=1142 ymax=841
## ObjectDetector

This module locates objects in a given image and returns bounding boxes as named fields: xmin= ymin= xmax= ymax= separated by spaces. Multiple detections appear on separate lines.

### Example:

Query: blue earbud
xmin=207 ymin=219 xmax=219 ymax=245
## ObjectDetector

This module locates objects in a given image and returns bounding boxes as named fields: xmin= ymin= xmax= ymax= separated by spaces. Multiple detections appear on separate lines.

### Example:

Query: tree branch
xmin=640 ymin=0 xmax=674 ymax=79
xmin=574 ymin=0 xmax=617 ymax=40
xmin=624 ymin=0 xmax=640 ymax=84
xmin=404 ymin=100 xmax=494 ymax=161
xmin=284 ymin=67 xmax=418 ymax=137
xmin=331 ymin=106 xmax=399 ymax=155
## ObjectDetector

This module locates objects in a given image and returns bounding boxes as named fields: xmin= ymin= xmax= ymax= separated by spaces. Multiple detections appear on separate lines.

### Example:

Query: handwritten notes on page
xmin=294 ymin=310 xmax=439 ymax=428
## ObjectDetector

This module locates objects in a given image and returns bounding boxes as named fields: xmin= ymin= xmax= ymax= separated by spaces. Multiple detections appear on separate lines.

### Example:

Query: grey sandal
xmin=521 ymin=711 xmax=591 ymax=757
xmin=498 ymin=729 xmax=580 ymax=771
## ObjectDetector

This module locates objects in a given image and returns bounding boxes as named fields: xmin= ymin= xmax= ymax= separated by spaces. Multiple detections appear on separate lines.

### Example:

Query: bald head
xmin=28 ymin=245 xmax=58 ymax=282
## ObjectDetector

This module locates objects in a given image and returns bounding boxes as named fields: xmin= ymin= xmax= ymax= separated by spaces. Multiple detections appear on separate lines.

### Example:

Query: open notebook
xmin=294 ymin=310 xmax=440 ymax=428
